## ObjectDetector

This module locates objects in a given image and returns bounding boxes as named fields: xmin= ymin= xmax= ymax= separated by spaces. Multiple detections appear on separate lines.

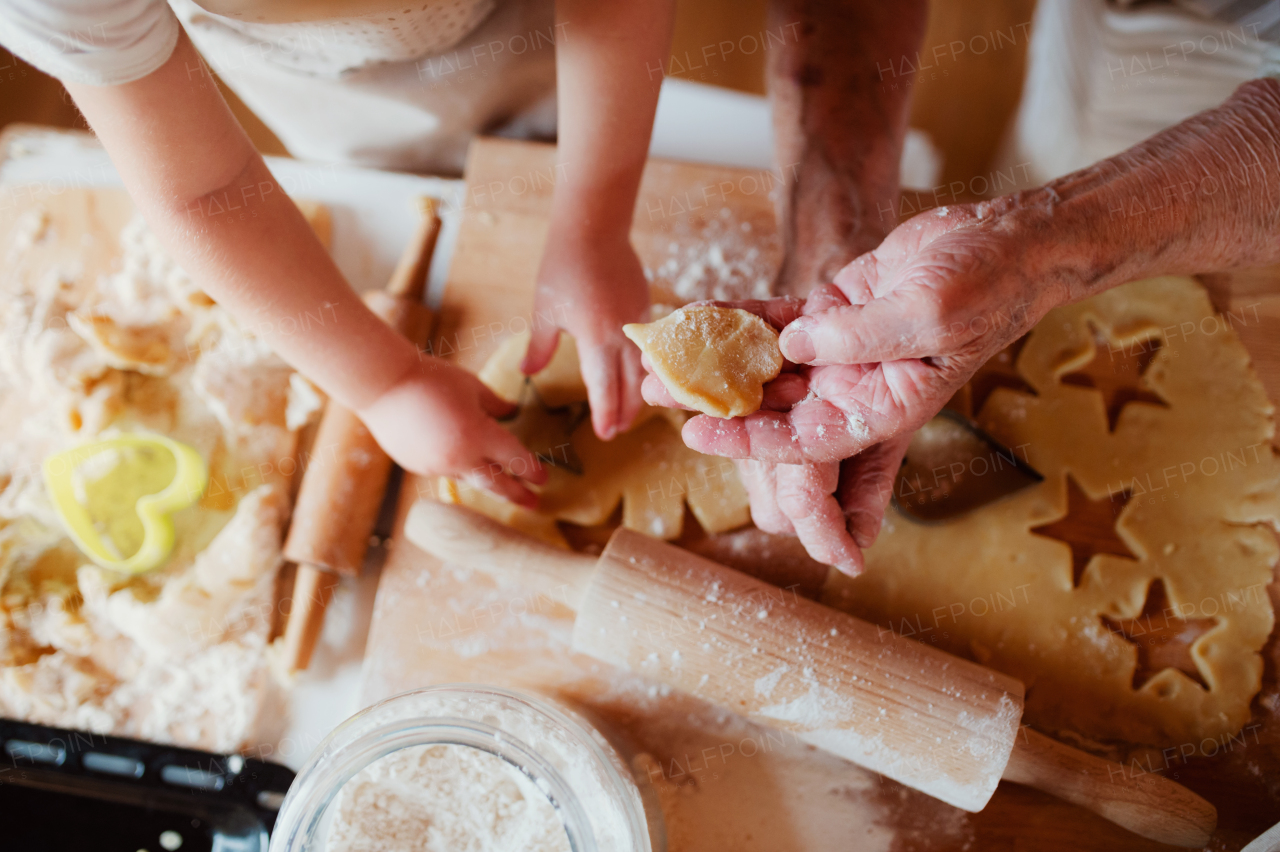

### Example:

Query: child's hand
xmin=522 ymin=226 xmax=649 ymax=440
xmin=356 ymin=358 xmax=548 ymax=506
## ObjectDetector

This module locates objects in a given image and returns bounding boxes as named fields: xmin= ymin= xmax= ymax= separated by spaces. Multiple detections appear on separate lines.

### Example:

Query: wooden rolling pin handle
xmin=365 ymin=291 xmax=435 ymax=349
xmin=386 ymin=196 xmax=441 ymax=300
xmin=283 ymin=405 xmax=396 ymax=573
xmin=1003 ymin=727 xmax=1216 ymax=848
xmin=404 ymin=499 xmax=595 ymax=610
xmin=279 ymin=564 xmax=341 ymax=671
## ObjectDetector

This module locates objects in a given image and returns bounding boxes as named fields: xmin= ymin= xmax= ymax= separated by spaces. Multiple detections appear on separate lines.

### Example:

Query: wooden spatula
xmin=405 ymin=499 xmax=1216 ymax=847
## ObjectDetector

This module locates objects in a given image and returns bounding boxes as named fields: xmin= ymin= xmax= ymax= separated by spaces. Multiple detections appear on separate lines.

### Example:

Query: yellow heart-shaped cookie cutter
xmin=42 ymin=434 xmax=208 ymax=575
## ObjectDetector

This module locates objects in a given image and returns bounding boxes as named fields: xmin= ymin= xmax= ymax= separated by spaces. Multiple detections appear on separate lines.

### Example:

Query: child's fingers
xmin=461 ymin=467 xmax=539 ymax=509
xmin=580 ymin=344 xmax=623 ymax=441
xmin=475 ymin=378 xmax=517 ymax=418
xmin=521 ymin=321 xmax=561 ymax=376
xmin=483 ymin=421 xmax=549 ymax=486
xmin=617 ymin=343 xmax=645 ymax=434
xmin=640 ymin=373 xmax=692 ymax=410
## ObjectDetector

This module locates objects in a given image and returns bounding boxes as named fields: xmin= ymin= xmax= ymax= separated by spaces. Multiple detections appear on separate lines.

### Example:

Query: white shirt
xmin=0 ymin=0 xmax=180 ymax=85
xmin=0 ymin=0 xmax=555 ymax=174
xmin=0 ymin=0 xmax=500 ymax=85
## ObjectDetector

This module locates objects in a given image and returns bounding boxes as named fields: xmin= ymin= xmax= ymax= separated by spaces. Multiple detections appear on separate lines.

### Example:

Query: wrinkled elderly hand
xmin=644 ymin=204 xmax=1061 ymax=574
xmin=641 ymin=295 xmax=914 ymax=575
xmin=680 ymin=205 xmax=1059 ymax=469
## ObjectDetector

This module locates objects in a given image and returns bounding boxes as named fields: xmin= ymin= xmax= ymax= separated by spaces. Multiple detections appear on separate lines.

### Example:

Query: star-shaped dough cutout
xmin=958 ymin=334 xmax=1036 ymax=418
xmin=1061 ymin=324 xmax=1167 ymax=431
xmin=499 ymin=379 xmax=588 ymax=474
xmin=1102 ymin=579 xmax=1215 ymax=691
xmin=1031 ymin=475 xmax=1138 ymax=587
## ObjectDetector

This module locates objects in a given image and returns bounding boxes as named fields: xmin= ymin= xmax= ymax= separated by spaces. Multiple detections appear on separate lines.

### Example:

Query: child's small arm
xmin=64 ymin=31 xmax=544 ymax=501
xmin=523 ymin=0 xmax=677 ymax=440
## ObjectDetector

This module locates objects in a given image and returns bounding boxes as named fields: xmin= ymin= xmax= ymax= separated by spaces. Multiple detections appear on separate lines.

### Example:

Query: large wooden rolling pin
xmin=405 ymin=499 xmax=1217 ymax=847
xmin=280 ymin=199 xmax=441 ymax=671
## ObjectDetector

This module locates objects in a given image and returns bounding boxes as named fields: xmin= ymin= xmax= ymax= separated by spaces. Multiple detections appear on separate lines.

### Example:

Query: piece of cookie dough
xmin=624 ymin=306 xmax=784 ymax=418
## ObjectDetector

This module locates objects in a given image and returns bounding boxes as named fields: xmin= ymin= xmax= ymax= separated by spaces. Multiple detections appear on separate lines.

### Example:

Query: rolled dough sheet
xmin=825 ymin=276 xmax=1280 ymax=746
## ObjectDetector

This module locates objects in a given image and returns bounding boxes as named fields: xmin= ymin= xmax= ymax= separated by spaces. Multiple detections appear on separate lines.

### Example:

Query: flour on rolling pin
xmin=571 ymin=530 xmax=1025 ymax=812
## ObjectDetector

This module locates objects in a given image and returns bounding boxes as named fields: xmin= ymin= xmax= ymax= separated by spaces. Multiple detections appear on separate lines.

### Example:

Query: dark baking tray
xmin=0 ymin=718 xmax=294 ymax=851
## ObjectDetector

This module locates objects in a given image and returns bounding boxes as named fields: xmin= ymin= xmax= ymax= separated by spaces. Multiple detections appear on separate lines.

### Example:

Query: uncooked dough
xmin=624 ymin=306 xmax=783 ymax=418
xmin=443 ymin=330 xmax=751 ymax=540
xmin=824 ymin=277 xmax=1280 ymax=746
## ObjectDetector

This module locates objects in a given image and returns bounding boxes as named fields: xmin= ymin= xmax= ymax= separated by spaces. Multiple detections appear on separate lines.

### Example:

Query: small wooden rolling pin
xmin=405 ymin=499 xmax=1217 ymax=847
xmin=280 ymin=199 xmax=441 ymax=672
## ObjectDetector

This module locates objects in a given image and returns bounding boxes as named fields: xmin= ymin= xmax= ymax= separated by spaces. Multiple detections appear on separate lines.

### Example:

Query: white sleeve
xmin=0 ymin=0 xmax=180 ymax=86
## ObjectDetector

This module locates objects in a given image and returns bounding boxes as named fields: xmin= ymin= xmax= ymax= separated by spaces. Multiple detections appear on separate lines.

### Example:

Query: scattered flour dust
xmin=0 ymin=209 xmax=321 ymax=751
xmin=327 ymin=744 xmax=570 ymax=852
xmin=647 ymin=212 xmax=775 ymax=302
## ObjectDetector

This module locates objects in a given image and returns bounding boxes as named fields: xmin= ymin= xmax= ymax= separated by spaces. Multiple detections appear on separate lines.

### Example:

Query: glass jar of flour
xmin=270 ymin=685 xmax=665 ymax=852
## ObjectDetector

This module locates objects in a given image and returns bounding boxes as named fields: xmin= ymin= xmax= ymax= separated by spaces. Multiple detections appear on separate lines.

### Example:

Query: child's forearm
xmin=65 ymin=31 xmax=419 ymax=414
xmin=550 ymin=0 xmax=676 ymax=239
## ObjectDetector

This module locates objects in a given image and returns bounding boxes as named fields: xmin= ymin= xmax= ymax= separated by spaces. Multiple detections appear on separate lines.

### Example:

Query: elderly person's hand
xmin=642 ymin=295 xmax=915 ymax=575
xmin=644 ymin=204 xmax=1053 ymax=574
xmin=649 ymin=78 xmax=1280 ymax=573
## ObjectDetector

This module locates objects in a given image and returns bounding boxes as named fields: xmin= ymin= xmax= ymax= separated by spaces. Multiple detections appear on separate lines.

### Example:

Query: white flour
xmin=0 ymin=207 xmax=321 ymax=752
xmin=310 ymin=690 xmax=651 ymax=852
xmin=326 ymin=744 xmax=571 ymax=852
xmin=647 ymin=213 xmax=775 ymax=303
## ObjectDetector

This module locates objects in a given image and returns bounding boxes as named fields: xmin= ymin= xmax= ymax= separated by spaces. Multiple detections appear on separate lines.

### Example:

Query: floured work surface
xmin=367 ymin=138 xmax=1280 ymax=851
xmin=827 ymin=275 xmax=1280 ymax=843
xmin=0 ymin=187 xmax=326 ymax=751
xmin=829 ymin=277 xmax=1280 ymax=745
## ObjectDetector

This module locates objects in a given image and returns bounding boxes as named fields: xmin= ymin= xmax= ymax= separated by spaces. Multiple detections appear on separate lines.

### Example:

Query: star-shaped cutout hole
xmin=1102 ymin=579 xmax=1215 ymax=691
xmin=947 ymin=334 xmax=1036 ymax=419
xmin=499 ymin=380 xmax=588 ymax=475
xmin=1060 ymin=324 xmax=1167 ymax=432
xmin=1032 ymin=475 xmax=1137 ymax=587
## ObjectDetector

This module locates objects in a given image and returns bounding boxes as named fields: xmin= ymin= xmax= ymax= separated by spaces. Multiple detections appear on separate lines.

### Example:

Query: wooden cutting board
xmin=364 ymin=137 xmax=1280 ymax=851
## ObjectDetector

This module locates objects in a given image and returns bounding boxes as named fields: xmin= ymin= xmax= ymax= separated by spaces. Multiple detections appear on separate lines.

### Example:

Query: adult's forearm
xmin=991 ymin=78 xmax=1280 ymax=308
xmin=768 ymin=0 xmax=927 ymax=296
xmin=66 ymin=32 xmax=420 ymax=414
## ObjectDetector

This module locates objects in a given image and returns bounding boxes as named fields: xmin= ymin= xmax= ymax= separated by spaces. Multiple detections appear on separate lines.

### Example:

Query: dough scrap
xmin=540 ymin=413 xmax=749 ymax=540
xmin=445 ymin=331 xmax=751 ymax=540
xmin=479 ymin=332 xmax=585 ymax=408
xmin=823 ymin=277 xmax=1280 ymax=746
xmin=624 ymin=306 xmax=783 ymax=418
